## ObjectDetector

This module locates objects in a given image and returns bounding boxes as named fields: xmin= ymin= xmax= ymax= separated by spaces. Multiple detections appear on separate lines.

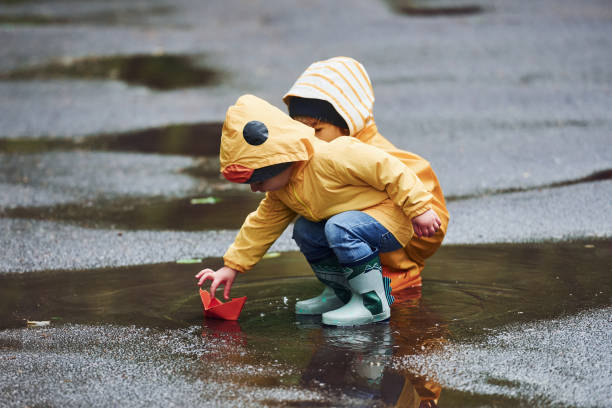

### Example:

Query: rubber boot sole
xmin=321 ymin=309 xmax=390 ymax=326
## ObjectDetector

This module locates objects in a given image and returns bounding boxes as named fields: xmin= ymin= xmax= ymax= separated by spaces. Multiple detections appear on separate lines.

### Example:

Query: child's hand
xmin=411 ymin=209 xmax=442 ymax=238
xmin=195 ymin=266 xmax=239 ymax=300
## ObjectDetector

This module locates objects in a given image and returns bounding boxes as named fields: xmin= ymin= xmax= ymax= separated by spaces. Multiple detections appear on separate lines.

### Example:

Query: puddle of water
xmin=0 ymin=0 xmax=33 ymax=4
xmin=0 ymin=122 xmax=223 ymax=156
xmin=418 ymin=240 xmax=611 ymax=340
xmin=2 ymin=240 xmax=610 ymax=336
xmin=1 ymin=241 xmax=610 ymax=406
xmin=0 ymin=6 xmax=175 ymax=25
xmin=84 ymin=121 xmax=222 ymax=156
xmin=385 ymin=0 xmax=484 ymax=16
xmin=446 ymin=168 xmax=612 ymax=202
xmin=85 ymin=122 xmax=222 ymax=156
xmin=0 ymin=54 xmax=223 ymax=90
xmin=1 ymin=191 xmax=263 ymax=230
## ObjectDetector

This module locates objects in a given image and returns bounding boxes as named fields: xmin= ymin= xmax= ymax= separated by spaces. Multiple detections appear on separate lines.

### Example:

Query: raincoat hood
xmin=283 ymin=56 xmax=375 ymax=136
xmin=220 ymin=94 xmax=315 ymax=183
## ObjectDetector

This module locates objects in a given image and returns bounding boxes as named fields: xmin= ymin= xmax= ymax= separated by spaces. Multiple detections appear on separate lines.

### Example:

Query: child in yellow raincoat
xmin=283 ymin=56 xmax=449 ymax=297
xmin=196 ymin=94 xmax=441 ymax=326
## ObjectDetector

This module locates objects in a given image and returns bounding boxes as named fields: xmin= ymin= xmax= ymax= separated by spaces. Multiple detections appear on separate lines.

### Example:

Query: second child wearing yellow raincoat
xmin=283 ymin=57 xmax=450 ymax=293
xmin=196 ymin=94 xmax=441 ymax=326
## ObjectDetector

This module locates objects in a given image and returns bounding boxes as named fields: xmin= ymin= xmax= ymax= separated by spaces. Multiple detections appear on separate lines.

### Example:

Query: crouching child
xmin=196 ymin=94 xmax=441 ymax=326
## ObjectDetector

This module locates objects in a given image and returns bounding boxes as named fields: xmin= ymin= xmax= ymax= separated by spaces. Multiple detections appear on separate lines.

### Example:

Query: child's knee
xmin=292 ymin=217 xmax=310 ymax=241
xmin=292 ymin=217 xmax=326 ymax=248
xmin=323 ymin=214 xmax=352 ymax=246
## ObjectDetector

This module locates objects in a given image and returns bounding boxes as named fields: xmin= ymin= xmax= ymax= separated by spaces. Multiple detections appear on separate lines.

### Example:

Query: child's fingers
xmin=419 ymin=223 xmax=436 ymax=237
xmin=195 ymin=268 xmax=214 ymax=279
xmin=197 ymin=276 xmax=210 ymax=287
xmin=223 ymin=279 xmax=234 ymax=300
xmin=209 ymin=278 xmax=221 ymax=296
xmin=197 ymin=270 xmax=215 ymax=286
xmin=432 ymin=221 xmax=440 ymax=233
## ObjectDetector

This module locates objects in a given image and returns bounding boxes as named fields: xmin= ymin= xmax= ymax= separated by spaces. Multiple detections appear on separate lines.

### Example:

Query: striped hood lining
xmin=283 ymin=56 xmax=375 ymax=136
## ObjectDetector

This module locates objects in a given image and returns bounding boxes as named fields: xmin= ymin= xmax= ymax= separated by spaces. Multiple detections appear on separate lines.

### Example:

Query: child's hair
xmin=288 ymin=97 xmax=349 ymax=131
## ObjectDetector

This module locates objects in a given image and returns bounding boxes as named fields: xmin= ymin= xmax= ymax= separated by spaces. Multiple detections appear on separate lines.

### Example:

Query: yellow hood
xmin=283 ymin=56 xmax=375 ymax=136
xmin=220 ymin=94 xmax=315 ymax=182
xmin=283 ymin=58 xmax=449 ymax=281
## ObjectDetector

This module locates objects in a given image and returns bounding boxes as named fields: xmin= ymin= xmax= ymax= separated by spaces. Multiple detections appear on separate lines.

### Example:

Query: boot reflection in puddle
xmin=298 ymin=322 xmax=440 ymax=406
xmin=392 ymin=286 xmax=423 ymax=306
xmin=297 ymin=288 xmax=444 ymax=406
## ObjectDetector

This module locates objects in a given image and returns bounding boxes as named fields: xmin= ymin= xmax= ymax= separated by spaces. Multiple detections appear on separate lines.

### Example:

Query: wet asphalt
xmin=1 ymin=0 xmax=611 ymax=407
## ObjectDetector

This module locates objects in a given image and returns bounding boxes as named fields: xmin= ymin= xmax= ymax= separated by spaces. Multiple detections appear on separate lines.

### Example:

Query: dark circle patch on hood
xmin=243 ymin=120 xmax=269 ymax=145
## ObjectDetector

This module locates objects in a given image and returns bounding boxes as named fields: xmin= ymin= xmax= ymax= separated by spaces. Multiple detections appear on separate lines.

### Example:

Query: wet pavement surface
xmin=1 ymin=0 xmax=611 ymax=407
xmin=1 ymin=242 xmax=610 ymax=407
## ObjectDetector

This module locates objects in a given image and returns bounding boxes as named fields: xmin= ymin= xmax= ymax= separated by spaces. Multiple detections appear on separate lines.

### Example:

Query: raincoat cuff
xmin=409 ymin=204 xmax=432 ymax=220
xmin=223 ymin=257 xmax=247 ymax=273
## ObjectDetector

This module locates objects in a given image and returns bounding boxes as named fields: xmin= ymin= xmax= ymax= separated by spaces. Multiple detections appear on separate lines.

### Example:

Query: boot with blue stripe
xmin=322 ymin=253 xmax=394 ymax=326
xmin=295 ymin=257 xmax=352 ymax=315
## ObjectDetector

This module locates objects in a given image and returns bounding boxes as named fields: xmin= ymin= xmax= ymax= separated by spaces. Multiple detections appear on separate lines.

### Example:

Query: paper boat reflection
xmin=199 ymin=289 xmax=247 ymax=321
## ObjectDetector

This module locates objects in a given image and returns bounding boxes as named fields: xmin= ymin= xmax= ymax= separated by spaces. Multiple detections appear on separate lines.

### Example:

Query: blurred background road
xmin=1 ymin=0 xmax=611 ymax=272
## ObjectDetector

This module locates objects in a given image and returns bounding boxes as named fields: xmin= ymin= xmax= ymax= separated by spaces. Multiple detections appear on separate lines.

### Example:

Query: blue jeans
xmin=292 ymin=211 xmax=402 ymax=265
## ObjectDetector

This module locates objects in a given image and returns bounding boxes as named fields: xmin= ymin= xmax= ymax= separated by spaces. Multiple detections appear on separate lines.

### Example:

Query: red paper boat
xmin=199 ymin=289 xmax=247 ymax=321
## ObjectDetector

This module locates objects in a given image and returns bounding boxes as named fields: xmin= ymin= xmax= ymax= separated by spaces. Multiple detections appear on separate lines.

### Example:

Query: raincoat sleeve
xmin=333 ymin=141 xmax=434 ymax=220
xmin=223 ymin=193 xmax=296 ymax=272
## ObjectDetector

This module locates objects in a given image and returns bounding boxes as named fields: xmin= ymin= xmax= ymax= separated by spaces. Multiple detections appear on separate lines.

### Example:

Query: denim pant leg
xmin=292 ymin=217 xmax=335 ymax=263
xmin=324 ymin=211 xmax=402 ymax=265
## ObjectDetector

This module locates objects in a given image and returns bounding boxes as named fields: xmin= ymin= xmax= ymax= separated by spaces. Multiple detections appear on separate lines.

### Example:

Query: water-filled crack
xmin=446 ymin=169 xmax=612 ymax=202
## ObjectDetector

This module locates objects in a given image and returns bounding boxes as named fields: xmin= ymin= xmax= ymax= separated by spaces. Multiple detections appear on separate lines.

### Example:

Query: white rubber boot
xmin=295 ymin=257 xmax=351 ymax=315
xmin=295 ymin=286 xmax=344 ymax=315
xmin=322 ymin=255 xmax=394 ymax=326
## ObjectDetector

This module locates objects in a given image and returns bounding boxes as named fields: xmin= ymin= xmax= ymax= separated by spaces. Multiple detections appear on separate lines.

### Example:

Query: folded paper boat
xmin=199 ymin=289 xmax=247 ymax=321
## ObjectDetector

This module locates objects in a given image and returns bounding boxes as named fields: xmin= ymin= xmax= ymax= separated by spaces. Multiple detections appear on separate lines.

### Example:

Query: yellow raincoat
xmin=221 ymin=95 xmax=434 ymax=274
xmin=283 ymin=57 xmax=449 ymax=290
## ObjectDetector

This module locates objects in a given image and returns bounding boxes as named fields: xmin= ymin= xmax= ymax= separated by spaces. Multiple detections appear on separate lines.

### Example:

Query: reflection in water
xmin=201 ymin=319 xmax=247 ymax=356
xmin=1 ymin=241 xmax=610 ymax=406
xmin=2 ymin=240 xmax=610 ymax=332
xmin=385 ymin=0 xmax=483 ymax=16
xmin=0 ymin=121 xmax=223 ymax=156
xmin=0 ymin=54 xmax=223 ymax=90
xmin=0 ymin=5 xmax=174 ymax=26
xmin=298 ymin=293 xmax=445 ymax=407
xmin=2 ymin=191 xmax=262 ymax=231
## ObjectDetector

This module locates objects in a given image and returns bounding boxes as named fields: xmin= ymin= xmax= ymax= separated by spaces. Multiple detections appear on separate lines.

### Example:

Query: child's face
xmin=249 ymin=163 xmax=295 ymax=193
xmin=294 ymin=116 xmax=349 ymax=142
